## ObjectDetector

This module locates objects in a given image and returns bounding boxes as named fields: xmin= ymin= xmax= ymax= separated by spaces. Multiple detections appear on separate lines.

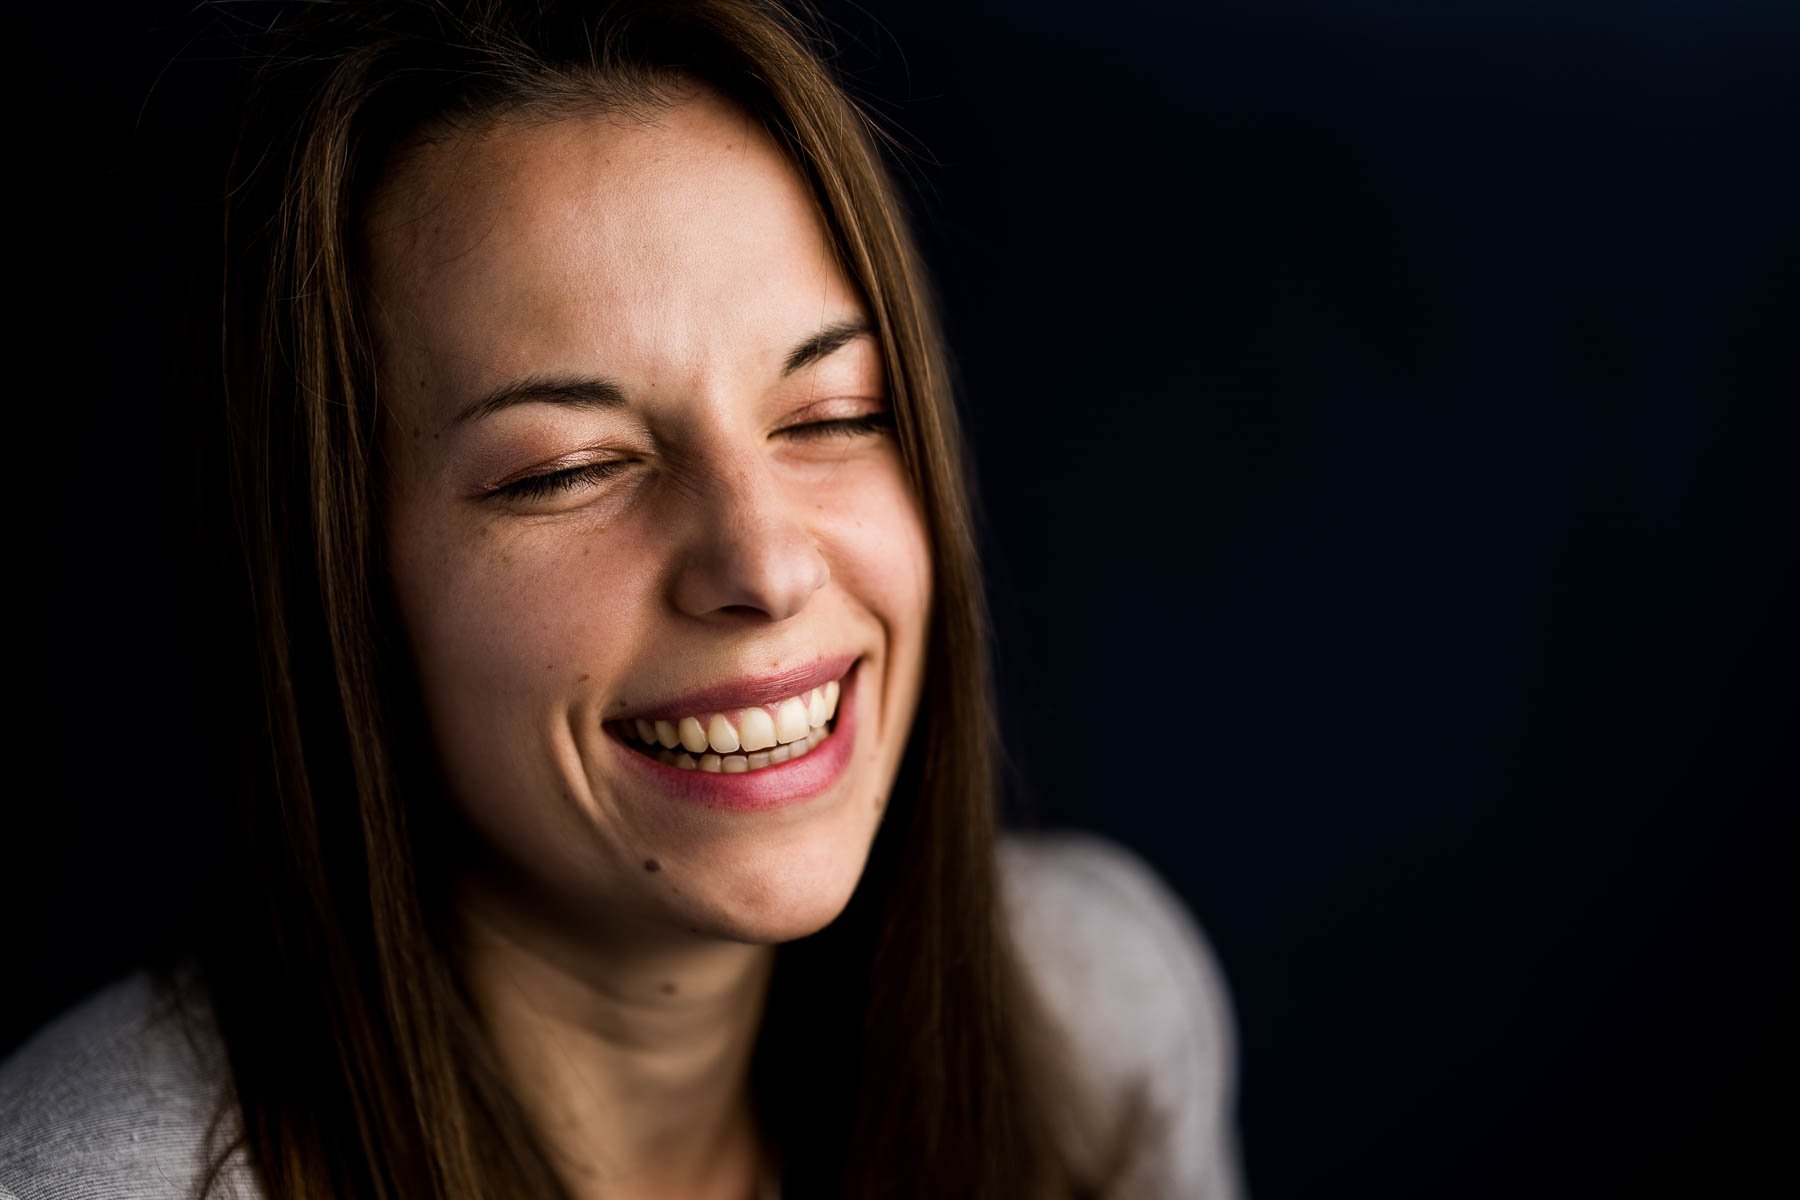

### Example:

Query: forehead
xmin=362 ymin=89 xmax=860 ymax=426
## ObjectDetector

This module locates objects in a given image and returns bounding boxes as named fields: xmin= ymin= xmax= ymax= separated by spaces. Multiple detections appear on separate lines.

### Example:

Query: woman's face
xmin=367 ymin=89 xmax=932 ymax=949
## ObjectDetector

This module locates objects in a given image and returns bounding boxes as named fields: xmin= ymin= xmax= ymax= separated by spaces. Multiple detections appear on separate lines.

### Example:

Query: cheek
xmin=818 ymin=468 xmax=933 ymax=651
xmin=391 ymin=510 xmax=646 ymax=683
xmin=384 ymin=502 xmax=674 ymax=906
xmin=384 ymin=504 xmax=659 ymax=798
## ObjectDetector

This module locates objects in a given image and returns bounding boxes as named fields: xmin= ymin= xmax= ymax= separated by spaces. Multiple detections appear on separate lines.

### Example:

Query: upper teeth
xmin=627 ymin=680 xmax=840 ymax=755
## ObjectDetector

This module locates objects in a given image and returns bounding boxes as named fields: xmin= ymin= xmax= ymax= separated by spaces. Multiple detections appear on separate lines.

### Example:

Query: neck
xmin=453 ymin=882 xmax=777 ymax=1200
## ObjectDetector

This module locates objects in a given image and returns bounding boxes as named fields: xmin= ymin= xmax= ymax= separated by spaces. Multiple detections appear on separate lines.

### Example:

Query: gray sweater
xmin=1 ymin=830 xmax=1245 ymax=1199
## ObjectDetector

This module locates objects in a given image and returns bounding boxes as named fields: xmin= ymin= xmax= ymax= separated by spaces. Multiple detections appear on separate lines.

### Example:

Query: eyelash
xmin=494 ymin=413 xmax=895 ymax=502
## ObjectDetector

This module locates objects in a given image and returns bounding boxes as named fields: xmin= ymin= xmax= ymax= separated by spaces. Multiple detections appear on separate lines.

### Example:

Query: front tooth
xmin=635 ymin=718 xmax=658 ymax=744
xmin=722 ymin=755 xmax=748 ymax=774
xmin=678 ymin=716 xmax=709 ymax=753
xmin=707 ymin=713 xmax=741 ymax=754
xmin=654 ymin=719 xmax=680 ymax=749
xmin=775 ymin=697 xmax=810 ymax=744
xmin=823 ymin=679 xmax=840 ymax=721
xmin=737 ymin=707 xmax=777 ymax=752
xmin=747 ymin=751 xmax=771 ymax=770
xmin=806 ymin=687 xmax=827 ymax=727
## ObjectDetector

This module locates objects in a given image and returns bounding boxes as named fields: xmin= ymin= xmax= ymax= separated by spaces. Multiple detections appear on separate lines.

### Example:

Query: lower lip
xmin=609 ymin=660 xmax=862 ymax=813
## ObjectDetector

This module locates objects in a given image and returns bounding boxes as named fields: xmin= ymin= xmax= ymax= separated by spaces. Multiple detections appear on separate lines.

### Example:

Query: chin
xmin=686 ymin=835 xmax=875 ymax=945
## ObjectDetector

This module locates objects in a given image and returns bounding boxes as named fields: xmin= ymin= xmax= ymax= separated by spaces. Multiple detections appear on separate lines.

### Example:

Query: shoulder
xmin=0 ymin=969 xmax=260 ymax=1200
xmin=997 ymin=829 xmax=1247 ymax=1199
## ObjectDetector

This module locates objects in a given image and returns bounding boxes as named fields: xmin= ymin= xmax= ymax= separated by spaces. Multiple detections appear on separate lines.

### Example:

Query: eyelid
xmin=489 ymin=458 xmax=630 ymax=502
xmin=776 ymin=393 xmax=890 ymax=428
xmin=486 ymin=409 xmax=893 ymax=504
xmin=778 ymin=412 xmax=894 ymax=439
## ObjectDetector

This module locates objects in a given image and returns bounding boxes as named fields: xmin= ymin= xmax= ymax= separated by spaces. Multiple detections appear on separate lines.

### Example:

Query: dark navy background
xmin=14 ymin=2 xmax=1796 ymax=1197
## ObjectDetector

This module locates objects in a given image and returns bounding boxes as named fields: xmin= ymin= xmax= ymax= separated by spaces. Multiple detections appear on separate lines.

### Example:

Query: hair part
xmin=204 ymin=2 xmax=1119 ymax=1195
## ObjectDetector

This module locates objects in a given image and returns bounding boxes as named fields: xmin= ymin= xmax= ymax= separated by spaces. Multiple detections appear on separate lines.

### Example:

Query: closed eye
xmin=492 ymin=460 xmax=631 ymax=502
xmin=780 ymin=413 xmax=894 ymax=439
xmin=492 ymin=414 xmax=894 ymax=503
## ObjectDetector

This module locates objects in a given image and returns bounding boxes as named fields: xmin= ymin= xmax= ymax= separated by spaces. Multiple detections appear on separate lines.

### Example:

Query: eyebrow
xmin=781 ymin=318 xmax=872 ymax=375
xmin=451 ymin=317 xmax=875 ymax=426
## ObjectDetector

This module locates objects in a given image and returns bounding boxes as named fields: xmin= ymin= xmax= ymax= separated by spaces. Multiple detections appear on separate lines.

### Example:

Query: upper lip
xmin=607 ymin=653 xmax=859 ymax=723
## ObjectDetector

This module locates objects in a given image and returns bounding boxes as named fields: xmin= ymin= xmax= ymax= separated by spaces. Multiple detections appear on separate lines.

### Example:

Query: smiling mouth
xmin=606 ymin=677 xmax=843 ymax=774
xmin=614 ymin=719 xmax=837 ymax=772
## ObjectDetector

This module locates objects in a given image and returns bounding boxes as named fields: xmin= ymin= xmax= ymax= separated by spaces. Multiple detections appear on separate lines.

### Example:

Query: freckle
xmin=643 ymin=858 xmax=661 ymax=872
xmin=660 ymin=981 xmax=678 ymax=995
xmin=577 ymin=673 xmax=590 ymax=682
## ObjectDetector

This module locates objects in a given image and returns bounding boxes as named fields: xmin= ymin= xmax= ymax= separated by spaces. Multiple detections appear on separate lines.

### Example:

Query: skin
xmin=366 ymin=85 xmax=933 ymax=1199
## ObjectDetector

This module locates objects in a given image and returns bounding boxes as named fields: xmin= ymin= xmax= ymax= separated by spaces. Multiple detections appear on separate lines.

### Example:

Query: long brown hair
xmin=200 ymin=1 xmax=1116 ymax=1195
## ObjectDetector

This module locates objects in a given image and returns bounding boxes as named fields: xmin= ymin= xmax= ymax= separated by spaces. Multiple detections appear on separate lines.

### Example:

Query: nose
xmin=667 ymin=451 xmax=830 ymax=623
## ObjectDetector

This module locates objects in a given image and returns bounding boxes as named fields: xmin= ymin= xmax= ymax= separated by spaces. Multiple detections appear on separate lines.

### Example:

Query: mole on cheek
xmin=643 ymin=858 xmax=661 ymax=872
xmin=660 ymin=981 xmax=678 ymax=995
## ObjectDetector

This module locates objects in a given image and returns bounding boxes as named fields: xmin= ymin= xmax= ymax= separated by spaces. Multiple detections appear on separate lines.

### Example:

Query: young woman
xmin=0 ymin=2 xmax=1242 ymax=1196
